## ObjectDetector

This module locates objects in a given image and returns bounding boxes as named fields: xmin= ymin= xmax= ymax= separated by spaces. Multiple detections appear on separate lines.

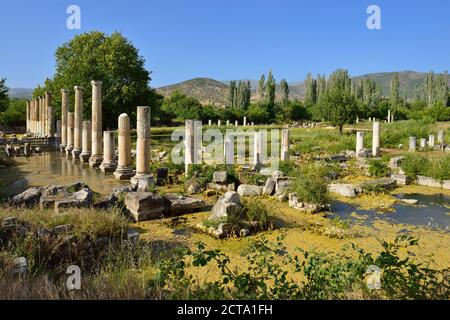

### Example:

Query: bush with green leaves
xmin=368 ymin=159 xmax=390 ymax=178
xmin=401 ymin=154 xmax=429 ymax=179
xmin=290 ymin=164 xmax=330 ymax=206
xmin=155 ymin=235 xmax=450 ymax=300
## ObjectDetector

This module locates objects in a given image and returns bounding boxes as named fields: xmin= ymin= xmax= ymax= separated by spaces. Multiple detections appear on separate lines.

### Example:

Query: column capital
xmin=91 ymin=80 xmax=102 ymax=86
xmin=74 ymin=86 xmax=84 ymax=91
xmin=61 ymin=88 xmax=70 ymax=94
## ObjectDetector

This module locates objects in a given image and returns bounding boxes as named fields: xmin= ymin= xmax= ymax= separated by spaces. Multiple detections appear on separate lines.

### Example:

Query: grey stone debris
xmin=389 ymin=156 xmax=406 ymax=168
xmin=237 ymin=184 xmax=263 ymax=197
xmin=127 ymin=229 xmax=140 ymax=244
xmin=213 ymin=171 xmax=227 ymax=184
xmin=165 ymin=193 xmax=206 ymax=215
xmin=390 ymin=174 xmax=411 ymax=186
xmin=359 ymin=178 xmax=397 ymax=191
xmin=263 ymin=177 xmax=276 ymax=196
xmin=209 ymin=191 xmax=242 ymax=220
xmin=125 ymin=192 xmax=171 ymax=222
xmin=328 ymin=154 xmax=347 ymax=162
xmin=9 ymin=187 xmax=43 ymax=208
xmin=137 ymin=175 xmax=155 ymax=192
xmin=54 ymin=187 xmax=93 ymax=213
xmin=12 ymin=257 xmax=28 ymax=276
xmin=401 ymin=199 xmax=419 ymax=205
xmin=328 ymin=183 xmax=357 ymax=197
xmin=288 ymin=193 xmax=327 ymax=213
xmin=416 ymin=176 xmax=443 ymax=189
xmin=93 ymin=194 xmax=118 ymax=210
xmin=206 ymin=182 xmax=235 ymax=193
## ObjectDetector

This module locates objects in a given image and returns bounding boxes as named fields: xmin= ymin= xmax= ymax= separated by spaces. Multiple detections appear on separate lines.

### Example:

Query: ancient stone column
xmin=218 ymin=120 xmax=221 ymax=127
xmin=420 ymin=138 xmax=427 ymax=149
xmin=372 ymin=121 xmax=381 ymax=157
xmin=224 ymin=134 xmax=234 ymax=165
xmin=114 ymin=114 xmax=134 ymax=180
xmin=131 ymin=107 xmax=153 ymax=185
xmin=437 ymin=130 xmax=445 ymax=145
xmin=387 ymin=109 xmax=391 ymax=123
xmin=185 ymin=119 xmax=195 ymax=176
xmin=428 ymin=134 xmax=435 ymax=148
xmin=26 ymin=100 xmax=30 ymax=132
xmin=45 ymin=91 xmax=54 ymax=137
xmin=226 ymin=120 xmax=230 ymax=127
xmin=60 ymin=89 xmax=69 ymax=151
xmin=356 ymin=116 xmax=359 ymax=124
xmin=47 ymin=106 xmax=54 ymax=138
xmin=80 ymin=121 xmax=92 ymax=163
xmin=281 ymin=129 xmax=290 ymax=161
xmin=243 ymin=117 xmax=247 ymax=127
xmin=235 ymin=120 xmax=238 ymax=127
xmin=409 ymin=137 xmax=416 ymax=152
xmin=66 ymin=112 xmax=74 ymax=156
xmin=391 ymin=114 xmax=394 ymax=123
xmin=100 ymin=131 xmax=117 ymax=173
xmin=253 ymin=131 xmax=264 ymax=165
xmin=72 ymin=86 xmax=84 ymax=159
xmin=356 ymin=131 xmax=364 ymax=156
xmin=89 ymin=81 xmax=103 ymax=167
xmin=56 ymin=120 xmax=61 ymax=140
xmin=33 ymin=99 xmax=38 ymax=135
xmin=208 ymin=119 xmax=212 ymax=126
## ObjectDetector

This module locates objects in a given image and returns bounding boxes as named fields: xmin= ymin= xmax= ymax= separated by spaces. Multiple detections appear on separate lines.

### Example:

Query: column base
xmin=130 ymin=174 xmax=155 ymax=189
xmin=80 ymin=152 xmax=91 ymax=163
xmin=89 ymin=155 xmax=103 ymax=168
xmin=114 ymin=166 xmax=135 ymax=180
xmin=100 ymin=161 xmax=117 ymax=173
xmin=65 ymin=146 xmax=74 ymax=157
xmin=72 ymin=149 xmax=81 ymax=160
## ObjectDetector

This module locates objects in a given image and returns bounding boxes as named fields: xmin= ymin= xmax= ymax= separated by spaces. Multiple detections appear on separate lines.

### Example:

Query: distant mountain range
xmin=156 ymin=71 xmax=449 ymax=106
xmin=7 ymin=88 xmax=33 ymax=99
xmin=9 ymin=71 xmax=449 ymax=104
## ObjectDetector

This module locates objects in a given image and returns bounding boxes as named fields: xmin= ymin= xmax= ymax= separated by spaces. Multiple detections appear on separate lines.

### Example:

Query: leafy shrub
xmin=426 ymin=156 xmax=450 ymax=181
xmin=291 ymin=164 xmax=330 ymax=206
xmin=242 ymin=199 xmax=271 ymax=230
xmin=368 ymin=159 xmax=390 ymax=178
xmin=401 ymin=154 xmax=429 ymax=179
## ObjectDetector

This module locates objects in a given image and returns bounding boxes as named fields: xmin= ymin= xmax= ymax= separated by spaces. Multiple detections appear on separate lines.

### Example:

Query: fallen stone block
xmin=124 ymin=192 xmax=171 ymax=222
xmin=328 ymin=183 xmax=357 ymax=197
xmin=237 ymin=184 xmax=263 ymax=197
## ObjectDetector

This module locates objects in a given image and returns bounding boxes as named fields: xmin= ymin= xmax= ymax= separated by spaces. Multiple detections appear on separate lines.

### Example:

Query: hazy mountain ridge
xmin=156 ymin=71 xmax=449 ymax=106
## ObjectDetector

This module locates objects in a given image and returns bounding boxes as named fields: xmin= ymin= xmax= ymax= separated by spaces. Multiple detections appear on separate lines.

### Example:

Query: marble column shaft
xmin=89 ymin=81 xmax=103 ymax=167
xmin=114 ymin=114 xmax=134 ymax=180
xmin=281 ymin=129 xmax=290 ymax=162
xmin=372 ymin=122 xmax=381 ymax=157
xmin=72 ymin=86 xmax=84 ymax=158
xmin=80 ymin=120 xmax=92 ymax=163
xmin=66 ymin=112 xmax=75 ymax=156
xmin=60 ymin=89 xmax=69 ymax=150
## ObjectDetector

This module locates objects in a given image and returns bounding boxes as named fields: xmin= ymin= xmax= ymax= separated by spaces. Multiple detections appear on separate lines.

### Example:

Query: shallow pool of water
xmin=0 ymin=152 xmax=129 ymax=198
xmin=330 ymin=193 xmax=450 ymax=231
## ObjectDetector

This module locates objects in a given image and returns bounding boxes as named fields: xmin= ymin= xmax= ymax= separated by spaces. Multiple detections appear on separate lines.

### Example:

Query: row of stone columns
xmin=409 ymin=130 xmax=446 ymax=152
xmin=25 ymin=92 xmax=54 ymax=137
xmin=355 ymin=121 xmax=381 ymax=157
xmin=207 ymin=117 xmax=254 ymax=127
xmin=60 ymin=81 xmax=104 ymax=168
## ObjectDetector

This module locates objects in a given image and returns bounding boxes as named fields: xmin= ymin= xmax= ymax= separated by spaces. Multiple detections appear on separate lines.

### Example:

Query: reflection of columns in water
xmin=61 ymin=157 xmax=67 ymax=177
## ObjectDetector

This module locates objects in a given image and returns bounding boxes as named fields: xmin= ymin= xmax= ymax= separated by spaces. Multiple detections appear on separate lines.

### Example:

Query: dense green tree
xmin=161 ymin=91 xmax=203 ymax=121
xmin=317 ymin=69 xmax=357 ymax=134
xmin=36 ymin=31 xmax=158 ymax=129
xmin=0 ymin=98 xmax=26 ymax=127
xmin=265 ymin=70 xmax=276 ymax=107
xmin=279 ymin=79 xmax=289 ymax=107
xmin=258 ymin=74 xmax=265 ymax=100
xmin=0 ymin=78 xmax=9 ymax=113
xmin=246 ymin=103 xmax=271 ymax=124
xmin=304 ymin=73 xmax=316 ymax=106
xmin=228 ymin=80 xmax=236 ymax=107
xmin=316 ymin=74 xmax=327 ymax=101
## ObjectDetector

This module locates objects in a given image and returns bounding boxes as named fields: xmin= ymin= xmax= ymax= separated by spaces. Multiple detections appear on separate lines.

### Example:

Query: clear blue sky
xmin=0 ymin=0 xmax=449 ymax=88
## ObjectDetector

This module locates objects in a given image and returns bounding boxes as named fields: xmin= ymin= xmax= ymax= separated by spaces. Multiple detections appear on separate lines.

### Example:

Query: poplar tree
xmin=265 ymin=70 xmax=276 ymax=107
xmin=304 ymin=73 xmax=317 ymax=105
xmin=390 ymin=73 xmax=400 ymax=106
xmin=258 ymin=74 xmax=266 ymax=100
xmin=280 ymin=79 xmax=290 ymax=107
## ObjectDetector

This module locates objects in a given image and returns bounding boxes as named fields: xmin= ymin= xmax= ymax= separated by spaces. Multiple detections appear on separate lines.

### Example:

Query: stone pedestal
xmin=437 ymin=130 xmax=445 ymax=145
xmin=60 ymin=89 xmax=69 ymax=151
xmin=372 ymin=122 xmax=380 ymax=157
xmin=66 ymin=112 xmax=74 ymax=157
xmin=356 ymin=131 xmax=364 ymax=156
xmin=80 ymin=121 xmax=92 ymax=163
xmin=89 ymin=81 xmax=103 ymax=168
xmin=428 ymin=134 xmax=435 ymax=148
xmin=114 ymin=114 xmax=134 ymax=180
xmin=281 ymin=129 xmax=290 ymax=161
xmin=100 ymin=131 xmax=117 ymax=173
xmin=409 ymin=137 xmax=416 ymax=152
xmin=72 ymin=86 xmax=83 ymax=159
xmin=131 ymin=107 xmax=153 ymax=185
xmin=419 ymin=138 xmax=427 ymax=149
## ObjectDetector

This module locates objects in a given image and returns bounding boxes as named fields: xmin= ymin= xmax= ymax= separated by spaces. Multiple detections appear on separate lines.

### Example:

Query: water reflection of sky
xmin=329 ymin=193 xmax=450 ymax=231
